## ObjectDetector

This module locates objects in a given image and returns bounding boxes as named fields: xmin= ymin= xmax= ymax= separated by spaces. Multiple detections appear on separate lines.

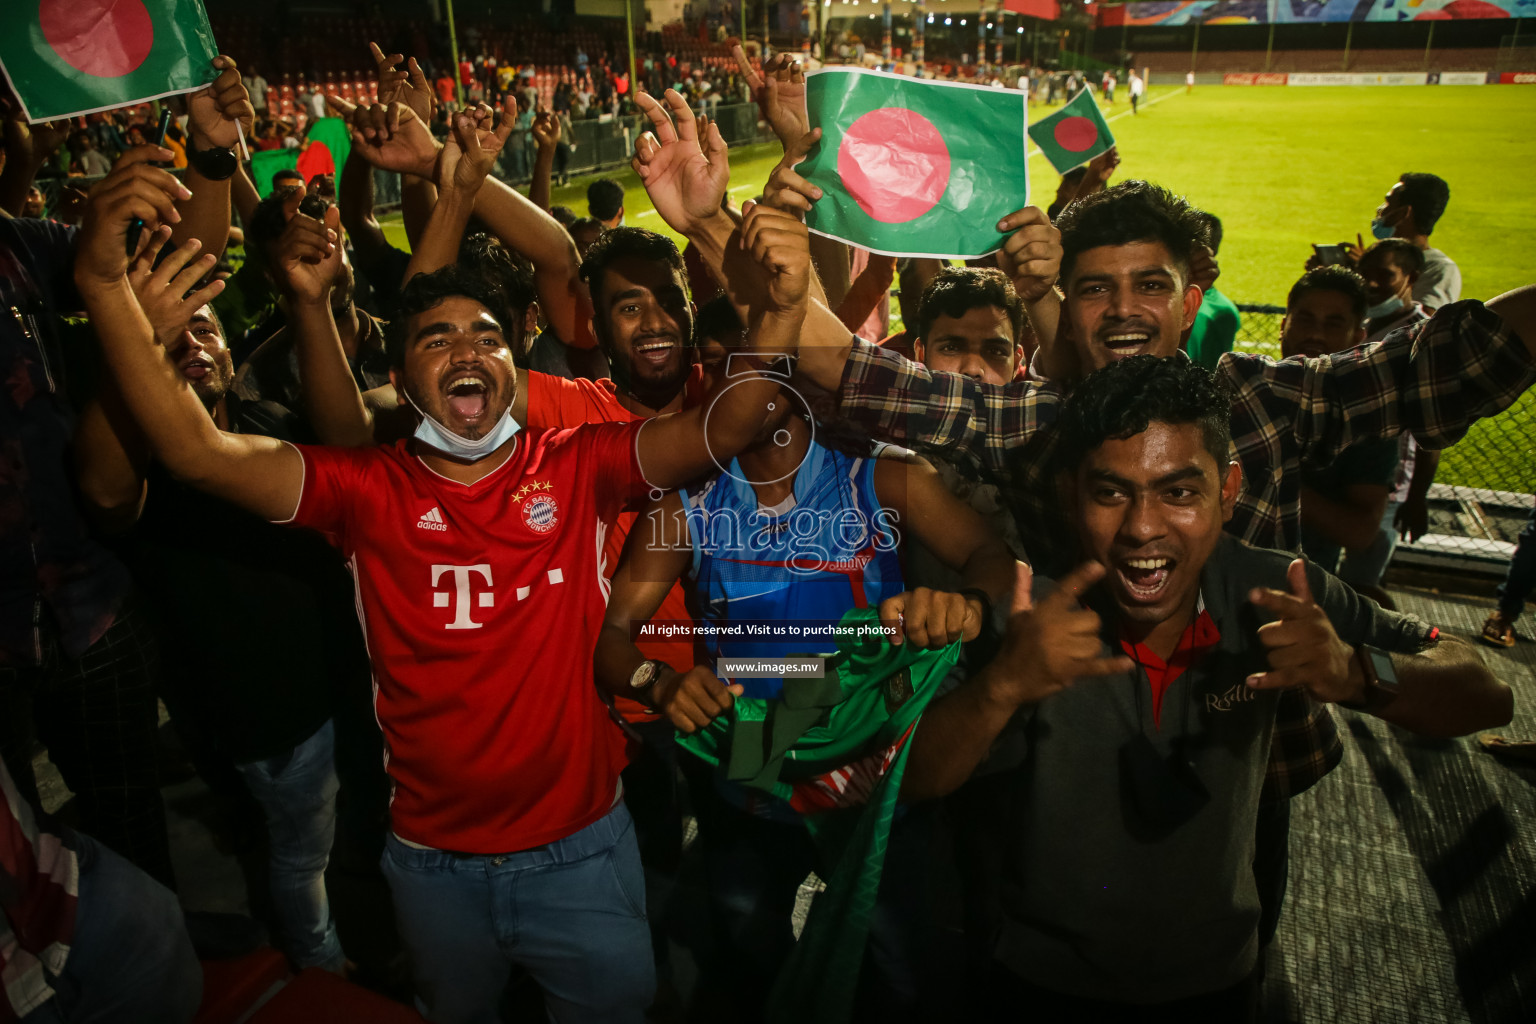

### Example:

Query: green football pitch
xmin=378 ymin=83 xmax=1536 ymax=491
xmin=380 ymin=83 xmax=1536 ymax=306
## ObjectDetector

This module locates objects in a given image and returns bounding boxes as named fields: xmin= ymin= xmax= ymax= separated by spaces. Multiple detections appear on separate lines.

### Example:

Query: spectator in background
xmin=1129 ymin=70 xmax=1144 ymax=114
xmin=1281 ymin=267 xmax=1401 ymax=581
xmin=243 ymin=65 xmax=270 ymax=115
xmin=434 ymin=68 xmax=457 ymax=110
xmin=1480 ymin=510 xmax=1536 ymax=651
xmin=1185 ymin=212 xmax=1241 ymax=371
xmin=568 ymin=217 xmax=603 ymax=257
xmin=21 ymin=185 xmax=46 ymax=218
xmin=1336 ymin=239 xmax=1436 ymax=599
xmin=588 ymin=177 xmax=626 ymax=229
xmin=67 ymin=131 xmax=111 ymax=177
xmin=1103 ymin=71 xmax=1116 ymax=103
xmin=1371 ymin=172 xmax=1460 ymax=312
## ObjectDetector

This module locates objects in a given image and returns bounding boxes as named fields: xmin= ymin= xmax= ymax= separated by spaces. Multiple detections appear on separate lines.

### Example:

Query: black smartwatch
xmin=187 ymin=139 xmax=238 ymax=181
xmin=1340 ymin=644 xmax=1401 ymax=712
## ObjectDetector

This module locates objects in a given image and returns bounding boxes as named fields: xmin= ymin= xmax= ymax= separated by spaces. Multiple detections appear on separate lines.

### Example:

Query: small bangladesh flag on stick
xmin=0 ymin=0 xmax=220 ymax=122
xmin=798 ymin=68 xmax=1029 ymax=259
xmin=1027 ymin=88 xmax=1116 ymax=175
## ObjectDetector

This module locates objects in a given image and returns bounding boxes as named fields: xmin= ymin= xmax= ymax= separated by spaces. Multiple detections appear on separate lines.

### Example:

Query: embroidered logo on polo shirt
xmin=417 ymin=507 xmax=448 ymax=532
xmin=513 ymin=481 xmax=559 ymax=535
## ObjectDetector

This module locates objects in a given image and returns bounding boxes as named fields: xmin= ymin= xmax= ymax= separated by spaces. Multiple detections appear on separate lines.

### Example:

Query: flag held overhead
xmin=1028 ymin=88 xmax=1116 ymax=175
xmin=0 ymin=0 xmax=221 ymax=122
xmin=798 ymin=68 xmax=1029 ymax=260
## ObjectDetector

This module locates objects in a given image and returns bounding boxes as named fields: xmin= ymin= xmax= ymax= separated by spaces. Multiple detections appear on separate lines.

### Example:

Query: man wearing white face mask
xmin=1369 ymin=173 xmax=1460 ymax=313
xmin=1360 ymin=239 xmax=1429 ymax=344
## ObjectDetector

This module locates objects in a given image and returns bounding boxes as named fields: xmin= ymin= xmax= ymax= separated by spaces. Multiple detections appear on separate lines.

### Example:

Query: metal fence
xmin=1234 ymin=303 xmax=1535 ymax=573
xmin=491 ymin=100 xmax=773 ymax=187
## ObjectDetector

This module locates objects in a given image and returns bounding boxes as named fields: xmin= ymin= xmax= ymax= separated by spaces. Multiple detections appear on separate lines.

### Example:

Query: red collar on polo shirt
xmin=1118 ymin=598 xmax=1222 ymax=730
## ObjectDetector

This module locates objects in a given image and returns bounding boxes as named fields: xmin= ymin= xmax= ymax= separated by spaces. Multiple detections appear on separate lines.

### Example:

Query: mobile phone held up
xmin=1312 ymin=243 xmax=1348 ymax=267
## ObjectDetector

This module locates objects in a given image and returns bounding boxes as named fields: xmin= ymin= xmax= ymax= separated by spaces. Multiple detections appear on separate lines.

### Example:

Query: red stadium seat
xmin=247 ymin=969 xmax=427 ymax=1024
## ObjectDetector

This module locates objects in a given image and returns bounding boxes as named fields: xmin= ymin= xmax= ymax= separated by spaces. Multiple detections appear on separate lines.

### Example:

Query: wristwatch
xmin=1341 ymin=644 xmax=1401 ymax=712
xmin=187 ymin=139 xmax=238 ymax=181
xmin=628 ymin=659 xmax=665 ymax=707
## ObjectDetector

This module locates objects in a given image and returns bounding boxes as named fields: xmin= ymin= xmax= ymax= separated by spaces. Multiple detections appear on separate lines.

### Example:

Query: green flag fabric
xmin=798 ymin=68 xmax=1029 ymax=260
xmin=1027 ymin=88 xmax=1116 ymax=175
xmin=250 ymin=118 xmax=351 ymax=200
xmin=0 ymin=0 xmax=220 ymax=122
xmin=675 ymin=608 xmax=963 ymax=1024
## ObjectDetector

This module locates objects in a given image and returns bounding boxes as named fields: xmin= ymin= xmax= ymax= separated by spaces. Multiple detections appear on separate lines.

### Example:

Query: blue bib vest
xmin=682 ymin=441 xmax=904 ymax=700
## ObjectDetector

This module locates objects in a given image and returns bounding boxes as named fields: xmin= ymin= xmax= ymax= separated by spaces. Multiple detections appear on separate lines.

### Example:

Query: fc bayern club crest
xmin=515 ymin=480 xmax=559 ymax=534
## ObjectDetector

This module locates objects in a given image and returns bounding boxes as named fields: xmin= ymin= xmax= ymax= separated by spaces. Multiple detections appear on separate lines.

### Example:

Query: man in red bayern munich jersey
xmin=69 ymin=157 xmax=811 ymax=1023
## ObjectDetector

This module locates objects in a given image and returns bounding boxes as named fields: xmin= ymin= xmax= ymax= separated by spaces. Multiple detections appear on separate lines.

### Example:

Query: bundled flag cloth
xmin=0 ymin=0 xmax=220 ymax=122
xmin=798 ymin=68 xmax=1029 ymax=259
xmin=1027 ymin=87 xmax=1116 ymax=174
xmin=675 ymin=608 xmax=963 ymax=1024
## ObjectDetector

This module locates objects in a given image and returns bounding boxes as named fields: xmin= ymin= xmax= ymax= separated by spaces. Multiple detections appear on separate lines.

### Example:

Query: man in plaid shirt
xmin=628 ymin=87 xmax=1536 ymax=936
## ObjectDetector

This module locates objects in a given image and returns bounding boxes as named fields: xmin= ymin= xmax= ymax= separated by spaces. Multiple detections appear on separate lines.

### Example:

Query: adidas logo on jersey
xmin=417 ymin=507 xmax=448 ymax=532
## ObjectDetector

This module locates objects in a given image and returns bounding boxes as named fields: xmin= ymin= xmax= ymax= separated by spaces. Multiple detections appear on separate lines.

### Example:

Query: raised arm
xmin=872 ymin=454 xmax=1018 ymax=648
xmin=75 ymin=151 xmax=302 ymax=521
xmin=1248 ymin=558 xmax=1511 ymax=738
xmin=528 ymin=112 xmax=559 ymax=212
xmin=635 ymin=201 xmax=808 ymax=490
xmin=176 ymin=55 xmax=255 ymax=257
xmin=403 ymin=104 xmax=514 ymax=283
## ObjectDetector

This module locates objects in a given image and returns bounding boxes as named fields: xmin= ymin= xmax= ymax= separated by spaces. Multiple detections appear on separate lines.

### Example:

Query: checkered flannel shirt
xmin=835 ymin=299 xmax=1532 ymax=797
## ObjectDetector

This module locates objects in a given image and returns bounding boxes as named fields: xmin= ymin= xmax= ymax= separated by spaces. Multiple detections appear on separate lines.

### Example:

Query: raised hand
xmin=630 ymin=89 xmax=730 ymax=235
xmin=75 ymin=146 xmax=191 ymax=285
xmin=1188 ymin=241 xmax=1219 ymax=296
xmin=760 ymin=127 xmax=823 ymax=217
xmin=878 ymin=587 xmax=985 ymax=649
xmin=370 ymin=41 xmax=434 ymax=123
xmin=1087 ymin=144 xmax=1120 ymax=185
xmin=739 ymin=199 xmax=810 ymax=314
xmin=441 ymin=103 xmax=516 ymax=195
xmin=995 ymin=207 xmax=1062 ymax=303
xmin=531 ymin=111 xmax=559 ymax=153
xmin=127 ymin=230 xmax=225 ymax=348
xmin=652 ymin=664 xmax=744 ymax=734
xmin=987 ymin=562 xmax=1133 ymax=706
xmin=1247 ymin=558 xmax=1358 ymax=703
xmin=328 ymin=96 xmax=439 ymax=179
xmin=733 ymin=46 xmax=809 ymax=148
xmin=271 ymin=204 xmax=343 ymax=306
xmin=187 ymin=55 xmax=254 ymax=149
xmin=2 ymin=115 xmax=71 ymax=171
xmin=1395 ymin=495 xmax=1429 ymax=543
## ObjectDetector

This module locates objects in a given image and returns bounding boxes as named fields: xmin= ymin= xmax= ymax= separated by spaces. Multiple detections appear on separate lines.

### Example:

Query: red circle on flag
xmin=1053 ymin=116 xmax=1099 ymax=153
xmin=39 ymin=0 xmax=155 ymax=79
xmin=836 ymin=107 xmax=951 ymax=224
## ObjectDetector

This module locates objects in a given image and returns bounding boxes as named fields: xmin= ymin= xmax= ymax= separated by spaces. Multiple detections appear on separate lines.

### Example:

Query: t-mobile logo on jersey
xmin=431 ymin=564 xmax=494 ymax=630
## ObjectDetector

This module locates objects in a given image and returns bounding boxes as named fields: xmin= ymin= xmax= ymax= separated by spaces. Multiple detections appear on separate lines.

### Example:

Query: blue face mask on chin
xmin=1366 ymin=295 xmax=1406 ymax=321
xmin=1370 ymin=216 xmax=1396 ymax=241
xmin=406 ymin=392 xmax=521 ymax=461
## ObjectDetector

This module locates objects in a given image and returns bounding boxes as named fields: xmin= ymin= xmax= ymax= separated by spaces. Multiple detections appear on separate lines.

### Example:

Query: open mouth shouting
xmin=443 ymin=372 xmax=491 ymax=424
xmin=632 ymin=334 xmax=681 ymax=371
xmin=1098 ymin=325 xmax=1157 ymax=360
xmin=180 ymin=355 xmax=216 ymax=382
xmin=1115 ymin=555 xmax=1176 ymax=605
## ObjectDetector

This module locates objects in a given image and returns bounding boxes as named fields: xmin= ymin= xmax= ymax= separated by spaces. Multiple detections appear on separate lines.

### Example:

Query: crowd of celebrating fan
xmin=4 ymin=34 xmax=1536 ymax=1024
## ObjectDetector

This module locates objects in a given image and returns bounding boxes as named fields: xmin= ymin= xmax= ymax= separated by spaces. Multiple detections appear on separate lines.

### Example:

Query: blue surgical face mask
xmin=1366 ymin=295 xmax=1406 ymax=321
xmin=406 ymin=391 xmax=520 ymax=461
xmin=1370 ymin=216 xmax=1396 ymax=241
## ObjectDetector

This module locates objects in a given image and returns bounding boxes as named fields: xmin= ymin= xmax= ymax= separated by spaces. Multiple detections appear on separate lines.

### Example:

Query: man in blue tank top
xmin=595 ymin=307 xmax=1017 ymax=1021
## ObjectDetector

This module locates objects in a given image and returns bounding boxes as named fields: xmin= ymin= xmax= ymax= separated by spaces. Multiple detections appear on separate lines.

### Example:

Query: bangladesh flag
xmin=1027 ymin=88 xmax=1116 ymax=175
xmin=250 ymin=118 xmax=352 ymax=199
xmin=0 ymin=0 xmax=219 ymax=122
xmin=798 ymin=68 xmax=1028 ymax=259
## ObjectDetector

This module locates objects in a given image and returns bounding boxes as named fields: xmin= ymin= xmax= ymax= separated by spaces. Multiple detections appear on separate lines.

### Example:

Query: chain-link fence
xmin=1235 ymin=303 xmax=1535 ymax=573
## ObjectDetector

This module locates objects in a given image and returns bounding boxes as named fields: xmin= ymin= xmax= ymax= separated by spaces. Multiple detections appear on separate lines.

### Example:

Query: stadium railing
xmin=1235 ymin=303 xmax=1534 ymax=575
xmin=490 ymin=101 xmax=775 ymax=187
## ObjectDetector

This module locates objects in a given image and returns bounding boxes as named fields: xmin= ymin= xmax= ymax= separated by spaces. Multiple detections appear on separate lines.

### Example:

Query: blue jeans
xmin=22 ymin=833 xmax=201 ymax=1024
xmin=1498 ymin=502 xmax=1536 ymax=618
xmin=1339 ymin=500 xmax=1401 ymax=589
xmin=381 ymin=802 xmax=654 ymax=1024
xmin=235 ymin=719 xmax=344 ymax=971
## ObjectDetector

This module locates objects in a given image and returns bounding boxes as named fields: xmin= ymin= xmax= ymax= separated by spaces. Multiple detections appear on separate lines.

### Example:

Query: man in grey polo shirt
xmin=902 ymin=355 xmax=1512 ymax=1022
